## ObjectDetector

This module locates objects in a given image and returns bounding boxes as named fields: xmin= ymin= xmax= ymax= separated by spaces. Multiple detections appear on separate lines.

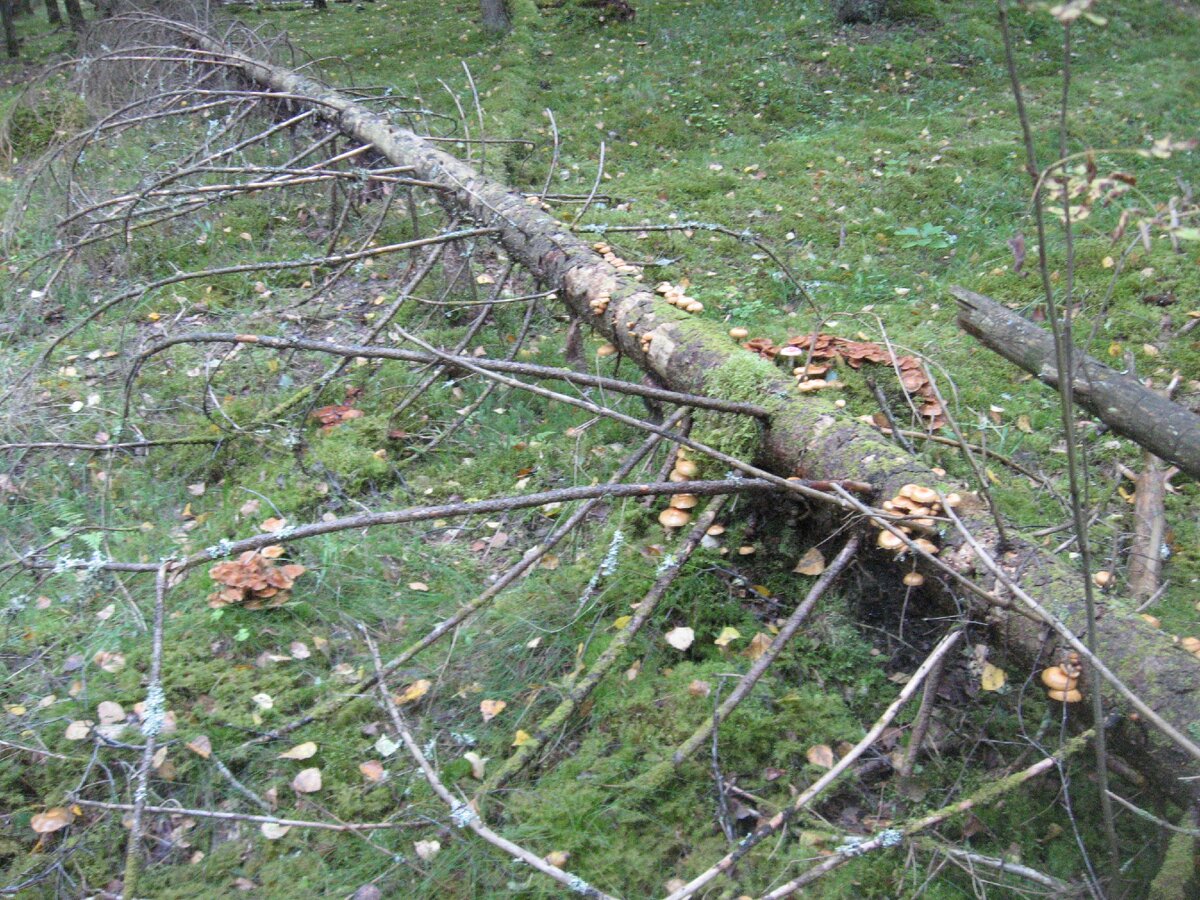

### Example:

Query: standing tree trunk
xmin=480 ymin=0 xmax=510 ymax=33
xmin=61 ymin=0 xmax=83 ymax=29
xmin=45 ymin=0 xmax=61 ymax=26
xmin=1 ymin=0 xmax=18 ymax=58
xmin=312 ymin=0 xmax=327 ymax=9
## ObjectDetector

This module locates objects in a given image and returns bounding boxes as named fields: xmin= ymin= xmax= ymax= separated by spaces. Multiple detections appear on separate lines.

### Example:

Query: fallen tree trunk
xmin=953 ymin=286 xmax=1200 ymax=480
xmin=170 ymin=21 xmax=1200 ymax=802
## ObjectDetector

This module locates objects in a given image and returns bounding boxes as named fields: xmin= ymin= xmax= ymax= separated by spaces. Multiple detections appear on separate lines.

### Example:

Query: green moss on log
xmin=695 ymin=352 xmax=780 ymax=460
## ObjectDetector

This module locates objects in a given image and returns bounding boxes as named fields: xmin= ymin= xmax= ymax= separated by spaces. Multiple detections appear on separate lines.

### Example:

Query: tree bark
xmin=45 ymin=0 xmax=62 ymax=26
xmin=176 ymin=23 xmax=1200 ymax=804
xmin=1 ymin=0 xmax=18 ymax=58
xmin=953 ymin=286 xmax=1200 ymax=481
xmin=1126 ymin=453 xmax=1169 ymax=603
xmin=61 ymin=0 xmax=82 ymax=29
xmin=480 ymin=0 xmax=511 ymax=33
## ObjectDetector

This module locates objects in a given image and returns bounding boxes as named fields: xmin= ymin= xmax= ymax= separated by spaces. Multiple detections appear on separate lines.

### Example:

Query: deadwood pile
xmin=2 ymin=10 xmax=1199 ymax=899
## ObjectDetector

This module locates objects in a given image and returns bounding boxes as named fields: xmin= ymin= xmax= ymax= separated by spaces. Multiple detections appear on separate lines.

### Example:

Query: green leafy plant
xmin=893 ymin=222 xmax=957 ymax=249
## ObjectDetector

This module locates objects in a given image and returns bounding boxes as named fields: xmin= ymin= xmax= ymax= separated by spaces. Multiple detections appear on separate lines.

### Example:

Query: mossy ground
xmin=1 ymin=0 xmax=1198 ymax=896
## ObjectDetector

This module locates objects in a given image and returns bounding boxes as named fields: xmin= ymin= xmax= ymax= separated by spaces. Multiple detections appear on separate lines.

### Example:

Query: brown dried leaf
xmin=97 ymin=701 xmax=125 ymax=725
xmin=806 ymin=744 xmax=835 ymax=769
xmin=359 ymin=760 xmax=386 ymax=783
xmin=291 ymin=767 xmax=322 ymax=794
xmin=93 ymin=650 xmax=126 ymax=673
xmin=414 ymin=839 xmax=441 ymax=861
xmin=744 ymin=632 xmax=773 ymax=661
xmin=186 ymin=735 xmax=212 ymax=759
xmin=793 ymin=547 xmax=826 ymax=576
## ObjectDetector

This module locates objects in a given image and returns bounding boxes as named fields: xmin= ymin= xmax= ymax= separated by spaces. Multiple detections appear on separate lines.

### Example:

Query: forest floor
xmin=2 ymin=0 xmax=1200 ymax=897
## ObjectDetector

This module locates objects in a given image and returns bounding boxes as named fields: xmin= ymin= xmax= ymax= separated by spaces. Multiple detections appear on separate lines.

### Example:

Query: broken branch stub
xmin=173 ymin=21 xmax=1200 ymax=801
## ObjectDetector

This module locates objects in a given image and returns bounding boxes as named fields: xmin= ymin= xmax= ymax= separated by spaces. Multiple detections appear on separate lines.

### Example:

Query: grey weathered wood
xmin=954 ymin=286 xmax=1200 ymax=480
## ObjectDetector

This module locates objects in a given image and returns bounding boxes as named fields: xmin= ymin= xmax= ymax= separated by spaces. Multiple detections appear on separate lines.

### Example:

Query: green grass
xmin=1 ymin=0 xmax=1199 ymax=896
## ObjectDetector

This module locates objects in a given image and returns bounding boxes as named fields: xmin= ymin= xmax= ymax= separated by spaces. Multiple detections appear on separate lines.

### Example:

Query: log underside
xmin=183 ymin=24 xmax=1200 ymax=803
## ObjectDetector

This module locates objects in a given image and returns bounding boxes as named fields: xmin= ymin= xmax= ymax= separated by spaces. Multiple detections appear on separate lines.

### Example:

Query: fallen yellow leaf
xmin=480 ymin=699 xmax=507 ymax=722
xmin=278 ymin=741 xmax=318 ymax=761
xmin=980 ymin=662 xmax=1007 ymax=692
xmin=395 ymin=679 xmax=431 ymax=705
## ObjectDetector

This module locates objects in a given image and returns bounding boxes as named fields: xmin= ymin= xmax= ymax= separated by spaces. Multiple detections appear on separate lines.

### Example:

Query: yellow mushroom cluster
xmin=655 ymin=281 xmax=704 ymax=315
xmin=587 ymin=242 xmax=626 ymax=317
xmin=875 ymin=484 xmax=959 ymax=556
xmin=1178 ymin=636 xmax=1200 ymax=660
xmin=589 ymin=292 xmax=612 ymax=317
xmin=1040 ymin=654 xmax=1083 ymax=703
xmin=593 ymin=242 xmax=641 ymax=276
xmin=590 ymin=242 xmax=644 ymax=316
xmin=659 ymin=452 xmax=700 ymax=530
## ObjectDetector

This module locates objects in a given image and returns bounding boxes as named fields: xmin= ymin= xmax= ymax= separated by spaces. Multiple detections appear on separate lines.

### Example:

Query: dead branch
xmin=250 ymin=410 xmax=687 ymax=746
xmin=913 ymin=839 xmax=1079 ymax=895
xmin=70 ymin=800 xmax=417 ymax=833
xmin=363 ymin=629 xmax=620 ymax=900
xmin=898 ymin=644 xmax=949 ymax=781
xmin=120 ymin=562 xmax=171 ymax=900
xmin=155 ymin=22 xmax=1200 ymax=806
xmin=479 ymin=495 xmax=728 ymax=797
xmin=940 ymin=495 xmax=1200 ymax=765
xmin=635 ymin=534 xmax=861 ymax=791
xmin=132 ymin=332 xmax=773 ymax=420
xmin=415 ymin=296 xmax=539 ymax=457
xmin=25 ymin=478 xmax=777 ymax=577
xmin=3 ymin=227 xmax=498 ymax=405
xmin=663 ymin=630 xmax=963 ymax=900
xmin=1120 ymin=373 xmax=1181 ymax=603
xmin=757 ymin=729 xmax=1095 ymax=899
